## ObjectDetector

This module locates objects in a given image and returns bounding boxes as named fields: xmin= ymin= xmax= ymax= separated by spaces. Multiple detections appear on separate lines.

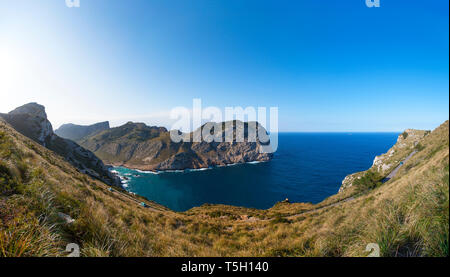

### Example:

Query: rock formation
xmin=339 ymin=128 xmax=429 ymax=193
xmin=0 ymin=103 xmax=120 ymax=186
xmin=78 ymin=120 xmax=273 ymax=171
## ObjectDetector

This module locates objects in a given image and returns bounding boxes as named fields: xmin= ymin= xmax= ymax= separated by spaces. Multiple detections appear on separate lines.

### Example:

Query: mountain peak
xmin=9 ymin=102 xmax=47 ymax=119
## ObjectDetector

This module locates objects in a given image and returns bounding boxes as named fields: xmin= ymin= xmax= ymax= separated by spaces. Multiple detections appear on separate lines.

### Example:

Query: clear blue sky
xmin=0 ymin=0 xmax=448 ymax=131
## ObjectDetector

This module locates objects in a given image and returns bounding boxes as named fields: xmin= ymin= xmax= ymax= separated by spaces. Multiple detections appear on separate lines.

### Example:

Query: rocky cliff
xmin=78 ymin=120 xmax=273 ymax=171
xmin=0 ymin=103 xmax=120 ymax=186
xmin=339 ymin=128 xmax=430 ymax=193
xmin=55 ymin=121 xmax=110 ymax=142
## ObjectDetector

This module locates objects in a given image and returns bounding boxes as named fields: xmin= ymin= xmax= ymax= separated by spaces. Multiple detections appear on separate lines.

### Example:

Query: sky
xmin=0 ymin=0 xmax=448 ymax=132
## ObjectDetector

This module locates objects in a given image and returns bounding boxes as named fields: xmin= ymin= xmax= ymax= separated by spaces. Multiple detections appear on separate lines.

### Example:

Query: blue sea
xmin=112 ymin=133 xmax=399 ymax=211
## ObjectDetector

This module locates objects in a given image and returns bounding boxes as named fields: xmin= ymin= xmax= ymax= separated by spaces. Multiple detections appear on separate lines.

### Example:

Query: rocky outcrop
xmin=55 ymin=121 xmax=110 ymax=142
xmin=0 ymin=103 xmax=120 ymax=187
xmin=339 ymin=128 xmax=429 ymax=193
xmin=1 ymin=103 xmax=53 ymax=146
xmin=78 ymin=120 xmax=273 ymax=171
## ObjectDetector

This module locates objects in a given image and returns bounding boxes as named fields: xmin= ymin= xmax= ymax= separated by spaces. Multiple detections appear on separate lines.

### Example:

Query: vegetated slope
xmin=0 ymin=103 xmax=119 ymax=187
xmin=0 ymin=116 xmax=448 ymax=257
xmin=78 ymin=121 xmax=272 ymax=171
xmin=55 ymin=122 xmax=110 ymax=142
xmin=339 ymin=128 xmax=430 ymax=193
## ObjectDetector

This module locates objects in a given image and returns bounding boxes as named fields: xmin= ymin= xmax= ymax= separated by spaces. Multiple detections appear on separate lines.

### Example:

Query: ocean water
xmin=113 ymin=133 xmax=399 ymax=211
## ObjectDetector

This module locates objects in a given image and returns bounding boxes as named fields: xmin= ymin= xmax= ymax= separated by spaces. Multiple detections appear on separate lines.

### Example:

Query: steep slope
xmin=339 ymin=128 xmax=429 ymax=193
xmin=55 ymin=122 xmax=110 ymax=142
xmin=0 ymin=103 xmax=119 ymax=187
xmin=78 ymin=121 xmax=273 ymax=171
xmin=0 ymin=116 xmax=447 ymax=257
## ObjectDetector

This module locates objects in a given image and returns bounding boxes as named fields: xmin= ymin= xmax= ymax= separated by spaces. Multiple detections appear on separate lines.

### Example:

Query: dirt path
xmin=286 ymin=196 xmax=357 ymax=220
xmin=383 ymin=150 xmax=417 ymax=182
xmin=107 ymin=187 xmax=166 ymax=213
xmin=240 ymin=196 xmax=358 ymax=223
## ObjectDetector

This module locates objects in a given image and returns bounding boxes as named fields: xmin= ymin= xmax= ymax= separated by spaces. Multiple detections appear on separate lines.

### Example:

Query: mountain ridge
xmin=55 ymin=121 xmax=110 ymax=142
xmin=78 ymin=120 xmax=273 ymax=171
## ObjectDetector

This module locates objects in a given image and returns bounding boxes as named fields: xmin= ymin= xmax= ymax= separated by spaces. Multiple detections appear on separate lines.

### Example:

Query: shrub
xmin=354 ymin=171 xmax=383 ymax=193
xmin=414 ymin=143 xmax=425 ymax=152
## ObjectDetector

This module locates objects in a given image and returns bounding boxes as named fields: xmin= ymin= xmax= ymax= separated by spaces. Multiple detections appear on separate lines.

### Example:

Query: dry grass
xmin=0 ymin=119 xmax=448 ymax=257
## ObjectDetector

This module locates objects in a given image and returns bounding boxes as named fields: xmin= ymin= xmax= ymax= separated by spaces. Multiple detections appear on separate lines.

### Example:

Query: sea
xmin=112 ymin=133 xmax=399 ymax=211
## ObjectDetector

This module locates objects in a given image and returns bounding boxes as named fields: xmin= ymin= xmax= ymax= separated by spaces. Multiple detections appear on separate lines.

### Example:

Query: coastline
xmin=109 ymin=160 xmax=269 ymax=176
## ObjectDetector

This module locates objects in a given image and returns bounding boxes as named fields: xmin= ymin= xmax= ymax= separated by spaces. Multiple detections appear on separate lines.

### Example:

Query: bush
xmin=354 ymin=171 xmax=383 ymax=193
xmin=415 ymin=143 xmax=425 ymax=151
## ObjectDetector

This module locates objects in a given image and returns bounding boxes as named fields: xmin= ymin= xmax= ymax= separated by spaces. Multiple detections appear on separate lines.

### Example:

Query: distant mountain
xmin=78 ymin=121 xmax=273 ymax=171
xmin=55 ymin=122 xmax=110 ymax=142
xmin=0 ymin=103 xmax=120 ymax=186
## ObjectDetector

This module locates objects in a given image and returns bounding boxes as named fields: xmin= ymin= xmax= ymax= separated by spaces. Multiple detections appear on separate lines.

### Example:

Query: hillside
xmin=0 ymin=103 xmax=119 ymax=187
xmin=339 ymin=128 xmax=430 ymax=193
xmin=78 ymin=121 xmax=273 ymax=171
xmin=0 ymin=114 xmax=448 ymax=256
xmin=55 ymin=122 xmax=110 ymax=142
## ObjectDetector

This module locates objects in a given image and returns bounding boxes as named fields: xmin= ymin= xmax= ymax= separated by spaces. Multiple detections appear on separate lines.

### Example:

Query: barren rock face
xmin=9 ymin=102 xmax=48 ymax=118
xmin=1 ymin=103 xmax=53 ymax=146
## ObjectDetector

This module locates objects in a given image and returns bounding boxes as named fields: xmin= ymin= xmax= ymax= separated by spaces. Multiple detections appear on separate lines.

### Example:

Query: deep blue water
xmin=113 ymin=133 xmax=399 ymax=211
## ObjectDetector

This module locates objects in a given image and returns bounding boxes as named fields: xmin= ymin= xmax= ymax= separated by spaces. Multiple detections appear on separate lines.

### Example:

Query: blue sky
xmin=0 ymin=0 xmax=448 ymax=131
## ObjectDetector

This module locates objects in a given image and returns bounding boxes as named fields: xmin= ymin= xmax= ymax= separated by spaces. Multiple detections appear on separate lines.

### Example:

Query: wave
xmin=113 ymin=160 xmax=268 ymax=177
xmin=247 ymin=161 xmax=263 ymax=164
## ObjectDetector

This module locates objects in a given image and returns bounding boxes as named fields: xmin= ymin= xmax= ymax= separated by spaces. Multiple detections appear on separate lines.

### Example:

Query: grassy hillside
xmin=0 ymin=118 xmax=448 ymax=257
xmin=339 ymin=128 xmax=430 ymax=193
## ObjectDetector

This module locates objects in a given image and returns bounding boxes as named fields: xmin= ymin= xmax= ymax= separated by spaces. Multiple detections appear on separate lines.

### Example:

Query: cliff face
xmin=0 ymin=103 xmax=53 ymax=147
xmin=78 ymin=121 xmax=273 ymax=171
xmin=339 ymin=128 xmax=430 ymax=193
xmin=55 ymin=122 xmax=110 ymax=142
xmin=0 ymin=103 xmax=120 ymax=187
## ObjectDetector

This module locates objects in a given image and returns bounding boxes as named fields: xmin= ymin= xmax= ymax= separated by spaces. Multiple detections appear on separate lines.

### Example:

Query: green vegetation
xmin=353 ymin=170 xmax=384 ymax=193
xmin=415 ymin=142 xmax=425 ymax=152
xmin=1 ymin=119 xmax=448 ymax=257
xmin=402 ymin=131 xmax=409 ymax=139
